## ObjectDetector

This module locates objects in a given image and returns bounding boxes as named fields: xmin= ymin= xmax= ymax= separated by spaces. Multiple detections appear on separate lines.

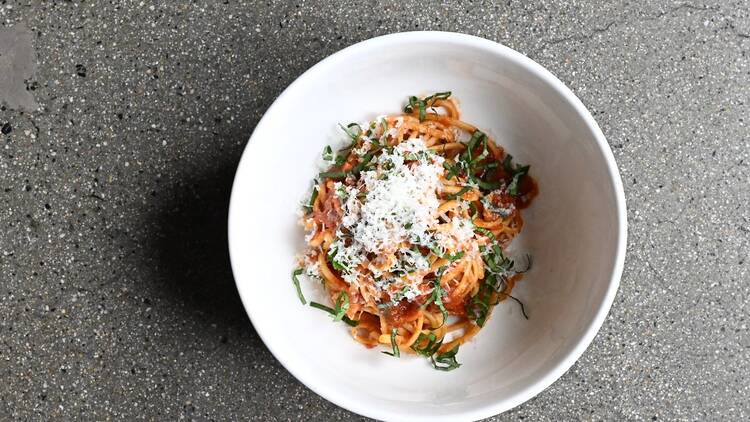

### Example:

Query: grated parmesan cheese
xmin=326 ymin=137 xmax=446 ymax=286
xmin=350 ymin=139 xmax=444 ymax=253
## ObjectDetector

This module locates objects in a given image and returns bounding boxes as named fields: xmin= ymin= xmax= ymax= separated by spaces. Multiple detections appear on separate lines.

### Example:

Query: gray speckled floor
xmin=0 ymin=1 xmax=747 ymax=421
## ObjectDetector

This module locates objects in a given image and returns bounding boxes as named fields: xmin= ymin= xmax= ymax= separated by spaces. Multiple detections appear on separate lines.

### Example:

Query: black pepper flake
xmin=75 ymin=64 xmax=87 ymax=77
xmin=1 ymin=122 xmax=11 ymax=135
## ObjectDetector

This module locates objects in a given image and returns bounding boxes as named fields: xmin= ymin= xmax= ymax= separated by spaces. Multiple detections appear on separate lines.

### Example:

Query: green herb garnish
xmin=473 ymin=226 xmax=496 ymax=240
xmin=412 ymin=332 xmax=442 ymax=357
xmin=423 ymin=267 xmax=448 ymax=325
xmin=431 ymin=346 xmax=461 ymax=371
xmin=466 ymin=242 xmax=531 ymax=325
xmin=309 ymin=301 xmax=359 ymax=326
xmin=318 ymin=171 xmax=347 ymax=180
xmin=327 ymin=248 xmax=347 ymax=271
xmin=351 ymin=152 xmax=374 ymax=175
xmin=445 ymin=251 xmax=465 ymax=262
xmin=469 ymin=202 xmax=479 ymax=220
xmin=382 ymin=328 xmax=400 ymax=357
xmin=507 ymin=165 xmax=530 ymax=196
xmin=462 ymin=130 xmax=486 ymax=163
xmin=502 ymin=154 xmax=514 ymax=173
xmin=303 ymin=184 xmax=319 ymax=214
xmin=507 ymin=294 xmax=529 ymax=319
xmin=424 ymin=91 xmax=452 ymax=104
xmin=322 ymin=145 xmax=333 ymax=161
xmin=404 ymin=96 xmax=426 ymax=121
xmin=404 ymin=91 xmax=452 ymax=122
xmin=380 ymin=118 xmax=389 ymax=141
xmin=443 ymin=161 xmax=463 ymax=180
xmin=473 ymin=177 xmax=503 ymax=191
xmin=333 ymin=291 xmax=350 ymax=322
xmin=340 ymin=122 xmax=362 ymax=140
xmin=445 ymin=186 xmax=471 ymax=200
xmin=291 ymin=268 xmax=306 ymax=305
xmin=334 ymin=148 xmax=350 ymax=166
xmin=502 ymin=153 xmax=531 ymax=196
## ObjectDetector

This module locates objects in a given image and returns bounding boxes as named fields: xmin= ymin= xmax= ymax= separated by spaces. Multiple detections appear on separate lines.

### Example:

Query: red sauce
xmin=442 ymin=290 xmax=468 ymax=317
xmin=515 ymin=176 xmax=538 ymax=209
xmin=482 ymin=189 xmax=517 ymax=221
xmin=384 ymin=299 xmax=420 ymax=326
xmin=313 ymin=187 xmax=341 ymax=229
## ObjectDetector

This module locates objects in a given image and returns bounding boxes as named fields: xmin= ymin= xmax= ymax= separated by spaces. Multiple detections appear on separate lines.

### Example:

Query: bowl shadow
xmin=151 ymin=154 xmax=253 ymax=334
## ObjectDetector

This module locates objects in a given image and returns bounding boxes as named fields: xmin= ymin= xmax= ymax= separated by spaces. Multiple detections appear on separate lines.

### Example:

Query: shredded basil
xmin=456 ymin=130 xmax=512 ymax=194
xmin=303 ymin=185 xmax=319 ymax=214
xmin=423 ymin=267 xmax=448 ymax=325
xmin=351 ymin=152 xmax=374 ymax=175
xmin=411 ymin=332 xmax=443 ymax=357
xmin=445 ymin=251 xmax=465 ymax=262
xmin=339 ymin=122 xmax=362 ymax=140
xmin=462 ymin=130 xmax=486 ymax=162
xmin=382 ymin=328 xmax=400 ymax=357
xmin=334 ymin=150 xmax=349 ymax=166
xmin=502 ymin=153 xmax=531 ymax=196
xmin=431 ymin=346 xmax=461 ymax=371
xmin=424 ymin=91 xmax=452 ymax=103
xmin=508 ymin=165 xmax=530 ymax=196
xmin=309 ymin=301 xmax=359 ymax=326
xmin=507 ymin=294 xmax=529 ymax=319
xmin=322 ymin=145 xmax=333 ymax=161
xmin=468 ymin=289 xmax=492 ymax=327
xmin=466 ymin=241 xmax=531 ymax=325
xmin=468 ymin=202 xmax=479 ymax=220
xmin=474 ymin=177 xmax=503 ymax=191
xmin=428 ymin=244 xmax=446 ymax=258
xmin=380 ymin=118 xmax=389 ymax=141
xmin=318 ymin=171 xmax=347 ymax=180
xmin=333 ymin=291 xmax=350 ymax=322
xmin=473 ymin=226 xmax=496 ymax=240
xmin=443 ymin=161 xmax=462 ymax=180
xmin=327 ymin=248 xmax=347 ymax=271
xmin=502 ymin=154 xmax=514 ymax=173
xmin=404 ymin=96 xmax=426 ymax=121
xmin=445 ymin=186 xmax=471 ymax=200
xmin=404 ymin=92 xmax=452 ymax=122
xmin=291 ymin=268 xmax=306 ymax=305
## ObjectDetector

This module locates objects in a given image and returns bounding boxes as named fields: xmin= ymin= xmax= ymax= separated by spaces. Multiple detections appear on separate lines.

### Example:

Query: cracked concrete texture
xmin=0 ymin=1 xmax=748 ymax=421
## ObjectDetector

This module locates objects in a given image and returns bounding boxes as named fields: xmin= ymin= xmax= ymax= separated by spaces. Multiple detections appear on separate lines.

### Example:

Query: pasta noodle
xmin=295 ymin=92 xmax=538 ymax=370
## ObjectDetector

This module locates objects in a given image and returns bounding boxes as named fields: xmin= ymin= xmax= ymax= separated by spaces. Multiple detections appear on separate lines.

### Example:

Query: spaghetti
xmin=294 ymin=92 xmax=537 ymax=370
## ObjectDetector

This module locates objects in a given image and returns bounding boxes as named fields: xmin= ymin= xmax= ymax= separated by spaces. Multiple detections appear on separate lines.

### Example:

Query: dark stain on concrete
xmin=0 ymin=24 xmax=39 ymax=111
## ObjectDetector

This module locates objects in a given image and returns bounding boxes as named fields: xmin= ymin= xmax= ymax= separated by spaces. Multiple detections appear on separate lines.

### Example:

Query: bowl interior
xmin=229 ymin=33 xmax=623 ymax=422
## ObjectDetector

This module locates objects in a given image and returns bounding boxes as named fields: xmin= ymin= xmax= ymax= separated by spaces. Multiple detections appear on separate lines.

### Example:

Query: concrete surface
xmin=0 ymin=1 xmax=748 ymax=420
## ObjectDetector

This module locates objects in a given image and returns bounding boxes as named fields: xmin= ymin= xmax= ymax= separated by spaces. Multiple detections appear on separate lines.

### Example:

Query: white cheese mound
xmin=351 ymin=138 xmax=444 ymax=253
xmin=328 ymin=137 xmax=445 ymax=285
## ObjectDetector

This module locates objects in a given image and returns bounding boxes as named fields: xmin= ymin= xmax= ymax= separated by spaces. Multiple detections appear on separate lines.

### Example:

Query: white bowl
xmin=228 ymin=32 xmax=626 ymax=422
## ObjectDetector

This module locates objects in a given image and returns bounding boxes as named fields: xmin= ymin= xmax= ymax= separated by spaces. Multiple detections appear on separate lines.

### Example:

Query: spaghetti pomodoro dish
xmin=293 ymin=92 xmax=537 ymax=370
